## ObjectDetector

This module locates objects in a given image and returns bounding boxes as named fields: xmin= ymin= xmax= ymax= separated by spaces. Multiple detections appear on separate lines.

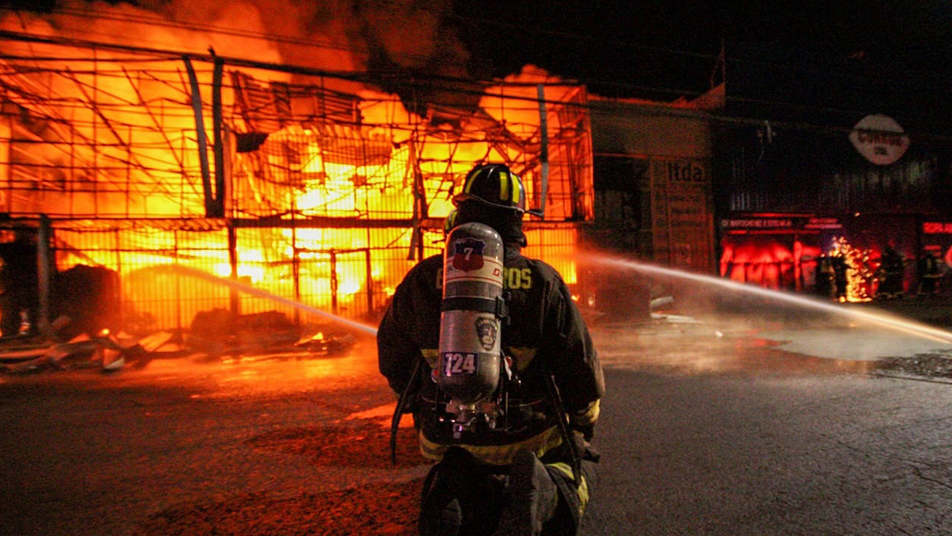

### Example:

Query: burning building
xmin=0 ymin=5 xmax=593 ymax=336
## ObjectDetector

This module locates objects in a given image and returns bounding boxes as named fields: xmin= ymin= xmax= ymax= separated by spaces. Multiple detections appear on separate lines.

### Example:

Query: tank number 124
xmin=442 ymin=352 xmax=478 ymax=375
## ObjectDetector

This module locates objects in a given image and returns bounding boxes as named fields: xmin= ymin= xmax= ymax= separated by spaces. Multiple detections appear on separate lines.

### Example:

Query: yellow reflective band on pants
xmin=422 ymin=348 xmax=439 ymax=367
xmin=419 ymin=426 xmax=563 ymax=466
xmin=547 ymin=461 xmax=590 ymax=513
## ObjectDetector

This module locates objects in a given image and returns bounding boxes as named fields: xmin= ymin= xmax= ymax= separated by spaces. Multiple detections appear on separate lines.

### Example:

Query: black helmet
xmin=453 ymin=164 xmax=526 ymax=213
xmin=443 ymin=209 xmax=459 ymax=236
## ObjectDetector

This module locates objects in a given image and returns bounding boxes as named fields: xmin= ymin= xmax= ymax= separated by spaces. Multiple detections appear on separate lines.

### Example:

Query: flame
xmin=720 ymin=236 xmax=878 ymax=302
xmin=0 ymin=5 xmax=593 ymax=332
xmin=829 ymin=236 xmax=874 ymax=302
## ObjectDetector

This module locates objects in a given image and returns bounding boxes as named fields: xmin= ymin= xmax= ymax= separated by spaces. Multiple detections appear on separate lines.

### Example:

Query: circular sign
xmin=848 ymin=114 xmax=910 ymax=166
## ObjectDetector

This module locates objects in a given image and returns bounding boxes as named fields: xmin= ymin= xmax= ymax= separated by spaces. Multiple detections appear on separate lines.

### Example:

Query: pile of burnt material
xmin=187 ymin=308 xmax=355 ymax=360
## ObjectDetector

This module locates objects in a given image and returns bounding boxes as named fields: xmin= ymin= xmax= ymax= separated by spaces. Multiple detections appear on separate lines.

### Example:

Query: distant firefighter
xmin=830 ymin=253 xmax=849 ymax=302
xmin=876 ymin=246 xmax=905 ymax=300
xmin=814 ymin=254 xmax=836 ymax=300
xmin=917 ymin=250 xmax=943 ymax=297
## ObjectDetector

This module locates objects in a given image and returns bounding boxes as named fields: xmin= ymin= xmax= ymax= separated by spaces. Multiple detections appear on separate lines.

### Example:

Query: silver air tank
xmin=438 ymin=222 xmax=505 ymax=434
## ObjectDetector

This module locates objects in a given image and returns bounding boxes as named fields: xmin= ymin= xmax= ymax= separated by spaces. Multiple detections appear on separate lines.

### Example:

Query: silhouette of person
xmin=917 ymin=250 xmax=942 ymax=297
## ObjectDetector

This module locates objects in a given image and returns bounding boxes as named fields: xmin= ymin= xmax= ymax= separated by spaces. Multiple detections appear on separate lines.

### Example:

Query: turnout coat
xmin=377 ymin=248 xmax=604 ymax=465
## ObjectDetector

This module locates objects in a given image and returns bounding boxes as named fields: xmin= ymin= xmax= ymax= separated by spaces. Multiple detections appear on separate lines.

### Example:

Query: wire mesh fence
xmin=50 ymin=220 xmax=581 ymax=332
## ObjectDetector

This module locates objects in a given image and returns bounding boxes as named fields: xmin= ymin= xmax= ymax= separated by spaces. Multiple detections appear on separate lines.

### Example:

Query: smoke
xmin=2 ymin=0 xmax=469 ymax=77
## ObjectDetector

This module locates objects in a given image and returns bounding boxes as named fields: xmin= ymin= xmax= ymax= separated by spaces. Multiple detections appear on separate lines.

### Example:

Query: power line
xmin=3 ymin=27 xmax=952 ymax=142
xmin=42 ymin=2 xmax=952 ymax=100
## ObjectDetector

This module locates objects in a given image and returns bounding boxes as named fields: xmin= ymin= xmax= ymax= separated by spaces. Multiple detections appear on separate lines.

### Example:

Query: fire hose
xmin=390 ymin=355 xmax=423 ymax=465
xmin=543 ymin=368 xmax=583 ymax=489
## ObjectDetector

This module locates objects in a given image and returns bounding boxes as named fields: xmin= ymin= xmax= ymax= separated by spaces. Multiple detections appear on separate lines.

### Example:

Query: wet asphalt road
xmin=3 ymin=301 xmax=952 ymax=535
xmin=590 ymin=359 xmax=952 ymax=535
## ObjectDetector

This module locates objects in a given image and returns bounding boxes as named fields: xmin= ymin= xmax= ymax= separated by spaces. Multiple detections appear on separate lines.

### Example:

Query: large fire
xmin=0 ymin=3 xmax=593 ymax=333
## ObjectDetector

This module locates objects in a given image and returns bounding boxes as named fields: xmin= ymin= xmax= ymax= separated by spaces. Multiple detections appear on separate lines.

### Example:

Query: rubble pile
xmin=0 ymin=308 xmax=358 ymax=375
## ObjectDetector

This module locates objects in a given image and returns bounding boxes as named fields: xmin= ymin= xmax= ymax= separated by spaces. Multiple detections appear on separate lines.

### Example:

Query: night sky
xmin=455 ymin=1 xmax=952 ymax=89
xmin=452 ymin=0 xmax=952 ymax=130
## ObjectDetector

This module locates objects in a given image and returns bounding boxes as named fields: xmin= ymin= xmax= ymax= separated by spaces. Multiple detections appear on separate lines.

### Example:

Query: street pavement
xmin=585 ymin=299 xmax=952 ymax=536
xmin=2 ymin=295 xmax=952 ymax=535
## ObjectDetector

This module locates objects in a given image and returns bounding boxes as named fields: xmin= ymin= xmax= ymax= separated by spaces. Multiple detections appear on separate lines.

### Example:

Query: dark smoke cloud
xmin=5 ymin=0 xmax=469 ymax=75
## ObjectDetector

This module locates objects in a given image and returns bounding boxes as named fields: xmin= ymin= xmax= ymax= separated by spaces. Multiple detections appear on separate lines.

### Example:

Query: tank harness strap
xmin=441 ymin=296 xmax=508 ymax=319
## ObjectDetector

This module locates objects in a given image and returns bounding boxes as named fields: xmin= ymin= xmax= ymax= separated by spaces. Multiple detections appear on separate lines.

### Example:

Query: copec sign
xmin=848 ymin=114 xmax=910 ymax=166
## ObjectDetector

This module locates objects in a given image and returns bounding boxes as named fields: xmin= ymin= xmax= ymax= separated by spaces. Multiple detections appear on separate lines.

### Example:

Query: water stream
xmin=583 ymin=253 xmax=952 ymax=345
xmin=144 ymin=264 xmax=380 ymax=336
xmin=148 ymin=254 xmax=952 ymax=347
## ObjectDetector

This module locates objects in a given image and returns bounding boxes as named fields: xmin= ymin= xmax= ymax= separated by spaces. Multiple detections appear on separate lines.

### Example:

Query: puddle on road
xmin=590 ymin=313 xmax=883 ymax=376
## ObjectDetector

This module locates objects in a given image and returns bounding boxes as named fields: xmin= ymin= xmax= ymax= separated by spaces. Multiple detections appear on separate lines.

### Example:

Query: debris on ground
xmin=247 ymin=421 xmax=423 ymax=470
xmin=131 ymin=419 xmax=425 ymax=536
xmin=187 ymin=308 xmax=358 ymax=360
xmin=0 ymin=331 xmax=131 ymax=374
xmin=876 ymin=350 xmax=952 ymax=379
xmin=0 ymin=308 xmax=360 ymax=375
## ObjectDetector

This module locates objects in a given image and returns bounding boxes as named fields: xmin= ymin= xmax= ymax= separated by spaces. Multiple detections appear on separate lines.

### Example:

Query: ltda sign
xmin=848 ymin=114 xmax=910 ymax=165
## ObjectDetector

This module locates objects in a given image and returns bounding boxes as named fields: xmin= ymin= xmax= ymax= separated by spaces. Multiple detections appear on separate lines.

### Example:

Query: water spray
xmin=143 ymin=264 xmax=379 ymax=336
xmin=586 ymin=254 xmax=952 ymax=345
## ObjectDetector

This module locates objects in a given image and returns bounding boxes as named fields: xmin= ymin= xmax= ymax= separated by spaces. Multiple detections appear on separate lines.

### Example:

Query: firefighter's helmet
xmin=443 ymin=209 xmax=459 ymax=236
xmin=454 ymin=164 xmax=526 ymax=213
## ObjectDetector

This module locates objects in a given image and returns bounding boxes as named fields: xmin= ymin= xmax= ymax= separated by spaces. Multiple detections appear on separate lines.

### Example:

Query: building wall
xmin=713 ymin=116 xmax=952 ymax=297
xmin=588 ymin=99 xmax=716 ymax=274
xmin=590 ymin=101 xmax=714 ymax=158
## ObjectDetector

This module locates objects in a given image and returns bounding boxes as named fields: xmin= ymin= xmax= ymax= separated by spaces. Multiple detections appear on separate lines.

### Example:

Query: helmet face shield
xmin=453 ymin=164 xmax=526 ymax=213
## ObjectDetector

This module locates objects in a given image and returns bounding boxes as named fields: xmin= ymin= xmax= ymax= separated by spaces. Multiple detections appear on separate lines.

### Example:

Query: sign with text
xmin=650 ymin=159 xmax=714 ymax=271
xmin=719 ymin=214 xmax=843 ymax=233
xmin=923 ymin=222 xmax=952 ymax=234
xmin=848 ymin=114 xmax=910 ymax=166
xmin=720 ymin=216 xmax=841 ymax=232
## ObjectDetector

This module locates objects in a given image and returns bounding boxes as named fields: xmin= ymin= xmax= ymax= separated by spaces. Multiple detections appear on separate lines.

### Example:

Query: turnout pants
xmin=419 ymin=442 xmax=599 ymax=536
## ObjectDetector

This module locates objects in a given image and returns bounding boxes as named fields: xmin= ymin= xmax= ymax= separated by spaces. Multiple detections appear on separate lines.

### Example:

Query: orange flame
xmin=1 ymin=5 xmax=593 ymax=331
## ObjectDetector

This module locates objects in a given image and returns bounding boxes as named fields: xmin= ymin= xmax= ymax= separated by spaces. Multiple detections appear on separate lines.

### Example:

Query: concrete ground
xmin=2 ymin=293 xmax=952 ymax=535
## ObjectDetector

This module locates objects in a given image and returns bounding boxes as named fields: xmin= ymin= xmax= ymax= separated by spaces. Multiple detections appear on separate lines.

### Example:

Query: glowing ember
xmin=828 ymin=236 xmax=874 ymax=302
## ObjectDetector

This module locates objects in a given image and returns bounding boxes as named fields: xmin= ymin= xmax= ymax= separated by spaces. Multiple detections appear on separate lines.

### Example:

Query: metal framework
xmin=0 ymin=35 xmax=594 ymax=330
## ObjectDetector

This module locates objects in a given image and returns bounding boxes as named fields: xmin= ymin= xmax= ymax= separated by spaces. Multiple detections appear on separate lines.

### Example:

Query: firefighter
xmin=877 ymin=245 xmax=905 ymax=300
xmin=814 ymin=254 xmax=835 ymax=300
xmin=917 ymin=249 xmax=942 ymax=297
xmin=378 ymin=163 xmax=604 ymax=536
xmin=830 ymin=253 xmax=849 ymax=302
xmin=0 ymin=234 xmax=39 ymax=337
